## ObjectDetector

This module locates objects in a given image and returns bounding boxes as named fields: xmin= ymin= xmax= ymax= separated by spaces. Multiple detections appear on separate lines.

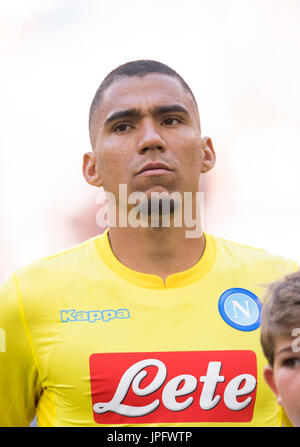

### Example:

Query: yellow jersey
xmin=0 ymin=230 xmax=298 ymax=426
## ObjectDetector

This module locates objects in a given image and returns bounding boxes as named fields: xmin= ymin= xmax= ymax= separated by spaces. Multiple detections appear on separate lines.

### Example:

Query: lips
xmin=136 ymin=162 xmax=172 ymax=175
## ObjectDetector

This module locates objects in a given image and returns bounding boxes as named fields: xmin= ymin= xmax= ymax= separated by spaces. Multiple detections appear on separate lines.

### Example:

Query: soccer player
xmin=0 ymin=60 xmax=298 ymax=427
xmin=261 ymin=271 xmax=300 ymax=427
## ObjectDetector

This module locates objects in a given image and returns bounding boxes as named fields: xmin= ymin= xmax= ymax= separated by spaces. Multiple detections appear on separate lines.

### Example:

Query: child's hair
xmin=260 ymin=271 xmax=300 ymax=366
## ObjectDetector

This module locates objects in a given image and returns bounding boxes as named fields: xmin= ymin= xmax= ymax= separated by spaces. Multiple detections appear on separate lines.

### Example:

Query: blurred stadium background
xmin=0 ymin=0 xmax=299 ymax=426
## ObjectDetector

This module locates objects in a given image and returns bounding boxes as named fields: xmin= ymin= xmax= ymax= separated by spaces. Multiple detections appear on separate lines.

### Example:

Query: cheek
xmin=97 ymin=143 xmax=130 ymax=184
xmin=169 ymin=131 xmax=202 ymax=170
xmin=276 ymin=370 xmax=300 ymax=403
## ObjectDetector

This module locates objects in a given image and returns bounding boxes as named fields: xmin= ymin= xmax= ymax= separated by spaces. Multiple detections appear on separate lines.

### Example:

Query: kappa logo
xmin=60 ymin=308 xmax=130 ymax=323
xmin=218 ymin=288 xmax=262 ymax=332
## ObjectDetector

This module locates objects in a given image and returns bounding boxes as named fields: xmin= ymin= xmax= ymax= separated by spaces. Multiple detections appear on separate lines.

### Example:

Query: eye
xmin=162 ymin=117 xmax=182 ymax=126
xmin=281 ymin=357 xmax=300 ymax=368
xmin=112 ymin=123 xmax=133 ymax=133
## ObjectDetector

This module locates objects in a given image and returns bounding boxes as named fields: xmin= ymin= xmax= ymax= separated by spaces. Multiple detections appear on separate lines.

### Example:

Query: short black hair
xmin=89 ymin=59 xmax=198 ymax=148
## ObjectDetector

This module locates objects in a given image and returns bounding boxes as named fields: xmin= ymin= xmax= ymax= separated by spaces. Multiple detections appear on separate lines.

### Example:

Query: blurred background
xmin=1 ymin=0 xmax=300 ymax=286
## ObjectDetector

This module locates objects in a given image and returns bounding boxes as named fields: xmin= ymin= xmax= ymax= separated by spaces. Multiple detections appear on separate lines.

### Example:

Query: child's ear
xmin=263 ymin=365 xmax=283 ymax=406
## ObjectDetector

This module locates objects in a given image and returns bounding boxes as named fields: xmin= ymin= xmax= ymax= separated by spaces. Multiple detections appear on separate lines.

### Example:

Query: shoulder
xmin=15 ymin=237 xmax=97 ymax=280
xmin=210 ymin=233 xmax=299 ymax=276
xmin=3 ymin=236 xmax=102 ymax=313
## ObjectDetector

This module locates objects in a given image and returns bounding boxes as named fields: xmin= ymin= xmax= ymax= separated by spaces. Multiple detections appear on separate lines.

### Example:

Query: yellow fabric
xmin=0 ymin=230 xmax=298 ymax=426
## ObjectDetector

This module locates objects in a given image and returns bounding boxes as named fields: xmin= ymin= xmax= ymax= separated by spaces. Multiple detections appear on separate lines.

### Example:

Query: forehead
xmin=99 ymin=73 xmax=198 ymax=121
xmin=274 ymin=336 xmax=295 ymax=354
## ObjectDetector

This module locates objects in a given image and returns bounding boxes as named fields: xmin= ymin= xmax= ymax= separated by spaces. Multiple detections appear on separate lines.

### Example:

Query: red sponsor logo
xmin=89 ymin=350 xmax=257 ymax=424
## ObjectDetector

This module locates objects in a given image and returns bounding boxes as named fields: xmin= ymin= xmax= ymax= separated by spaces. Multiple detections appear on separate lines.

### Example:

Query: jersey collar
xmin=94 ymin=229 xmax=216 ymax=289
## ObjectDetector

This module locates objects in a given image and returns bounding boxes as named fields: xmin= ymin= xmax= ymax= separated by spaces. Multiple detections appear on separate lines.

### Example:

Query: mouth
xmin=136 ymin=162 xmax=173 ymax=177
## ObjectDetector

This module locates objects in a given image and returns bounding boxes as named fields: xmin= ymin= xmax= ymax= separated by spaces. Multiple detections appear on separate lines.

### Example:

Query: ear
xmin=263 ymin=365 xmax=283 ymax=406
xmin=200 ymin=137 xmax=216 ymax=174
xmin=82 ymin=151 xmax=103 ymax=187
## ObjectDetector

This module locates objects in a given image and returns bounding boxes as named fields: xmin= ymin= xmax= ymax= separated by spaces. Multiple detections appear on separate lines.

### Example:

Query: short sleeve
xmin=0 ymin=275 xmax=42 ymax=426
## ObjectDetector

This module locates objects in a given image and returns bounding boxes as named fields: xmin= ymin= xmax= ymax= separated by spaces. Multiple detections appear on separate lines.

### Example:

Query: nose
xmin=137 ymin=121 xmax=166 ymax=154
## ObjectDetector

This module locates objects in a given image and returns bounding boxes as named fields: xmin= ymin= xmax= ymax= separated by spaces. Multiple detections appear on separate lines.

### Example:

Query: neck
xmin=108 ymin=224 xmax=205 ymax=283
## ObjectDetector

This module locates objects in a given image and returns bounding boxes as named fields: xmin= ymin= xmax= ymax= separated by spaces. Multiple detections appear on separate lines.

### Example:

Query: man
xmin=0 ymin=60 xmax=298 ymax=427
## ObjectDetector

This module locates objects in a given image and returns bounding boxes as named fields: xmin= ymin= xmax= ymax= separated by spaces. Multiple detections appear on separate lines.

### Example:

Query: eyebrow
xmin=151 ymin=104 xmax=190 ymax=117
xmin=104 ymin=104 xmax=190 ymax=127
xmin=275 ymin=346 xmax=294 ymax=357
